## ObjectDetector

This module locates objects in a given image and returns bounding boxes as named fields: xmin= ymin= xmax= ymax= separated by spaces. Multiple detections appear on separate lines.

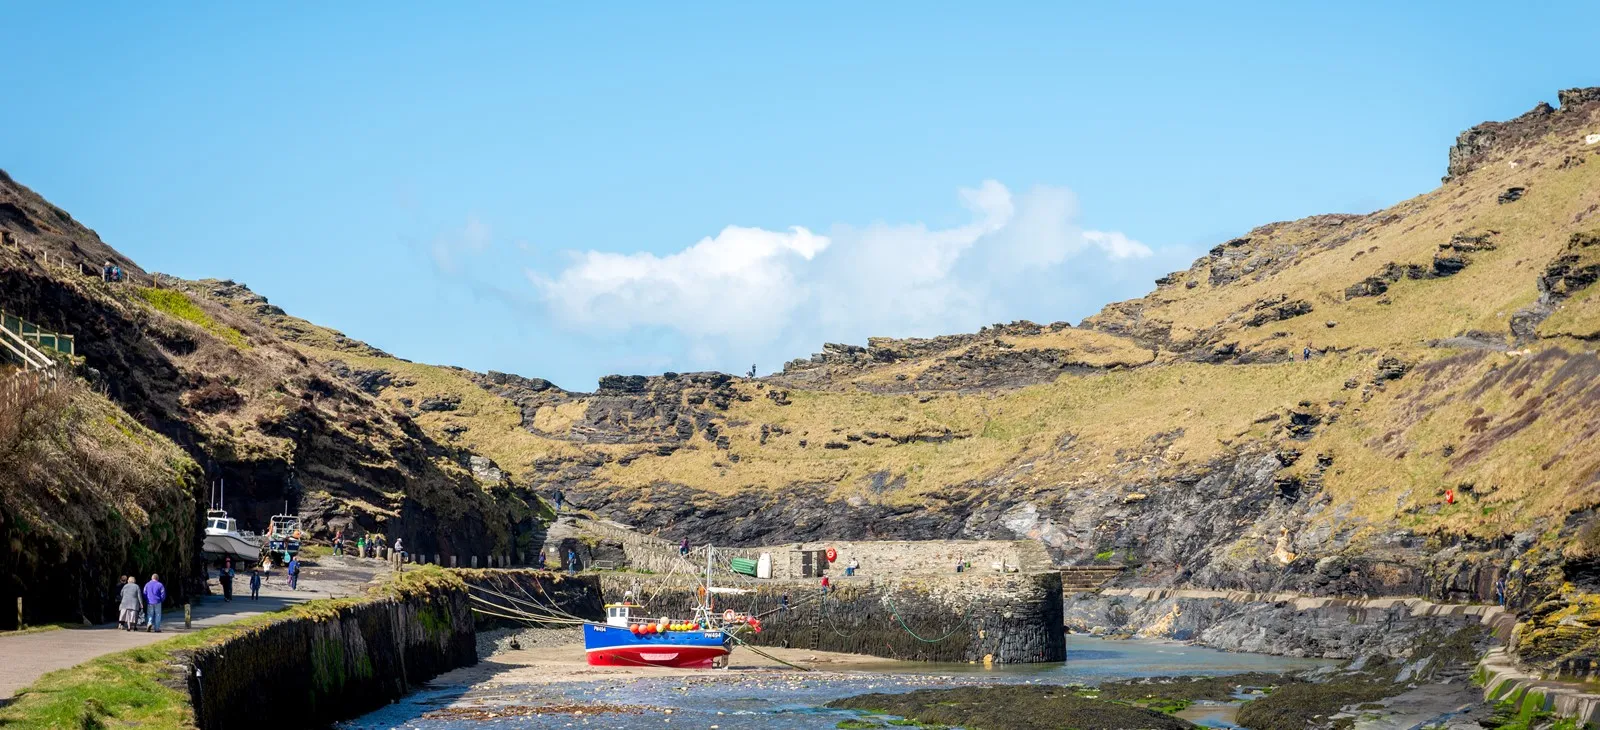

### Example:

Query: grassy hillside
xmin=175 ymin=88 xmax=1600 ymax=556
xmin=0 ymin=369 xmax=200 ymax=627
xmin=11 ymin=90 xmax=1599 ymax=590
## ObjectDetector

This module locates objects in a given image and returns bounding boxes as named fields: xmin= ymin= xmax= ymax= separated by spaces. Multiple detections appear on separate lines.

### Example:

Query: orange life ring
xmin=697 ymin=584 xmax=707 ymax=599
xmin=825 ymin=547 xmax=837 ymax=562
xmin=723 ymin=609 xmax=736 ymax=622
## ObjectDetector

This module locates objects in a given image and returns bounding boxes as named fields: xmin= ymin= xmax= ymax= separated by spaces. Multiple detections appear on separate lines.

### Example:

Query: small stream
xmin=344 ymin=636 xmax=1331 ymax=729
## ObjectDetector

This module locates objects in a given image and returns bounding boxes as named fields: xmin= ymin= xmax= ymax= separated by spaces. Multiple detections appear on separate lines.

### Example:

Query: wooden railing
xmin=0 ymin=324 xmax=54 ymax=373
xmin=1 ymin=310 xmax=74 ymax=356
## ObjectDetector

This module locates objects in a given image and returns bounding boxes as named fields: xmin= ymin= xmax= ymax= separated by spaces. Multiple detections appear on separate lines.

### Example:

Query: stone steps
xmin=1061 ymin=566 xmax=1124 ymax=591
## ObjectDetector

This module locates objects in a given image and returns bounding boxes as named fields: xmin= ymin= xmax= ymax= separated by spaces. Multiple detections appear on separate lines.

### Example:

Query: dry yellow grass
xmin=594 ymin=355 xmax=1364 ymax=501
xmin=997 ymin=327 xmax=1156 ymax=367
xmin=293 ymin=345 xmax=588 ymax=482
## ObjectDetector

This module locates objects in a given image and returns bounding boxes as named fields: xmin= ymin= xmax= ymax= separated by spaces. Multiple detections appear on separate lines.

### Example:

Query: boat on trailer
xmin=201 ymin=481 xmax=261 ymax=562
xmin=202 ymin=509 xmax=261 ymax=562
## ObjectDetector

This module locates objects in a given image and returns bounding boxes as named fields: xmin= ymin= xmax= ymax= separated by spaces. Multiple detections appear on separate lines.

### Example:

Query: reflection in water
xmin=343 ymin=636 xmax=1330 ymax=730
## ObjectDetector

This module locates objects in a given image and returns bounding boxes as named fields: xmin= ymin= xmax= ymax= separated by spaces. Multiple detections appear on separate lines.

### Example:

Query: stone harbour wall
xmin=603 ymin=571 xmax=1064 ymax=663
xmin=185 ymin=575 xmax=477 ymax=730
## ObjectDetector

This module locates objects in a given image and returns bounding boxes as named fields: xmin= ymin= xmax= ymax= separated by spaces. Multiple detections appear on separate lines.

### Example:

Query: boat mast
xmin=705 ymin=545 xmax=714 ymax=614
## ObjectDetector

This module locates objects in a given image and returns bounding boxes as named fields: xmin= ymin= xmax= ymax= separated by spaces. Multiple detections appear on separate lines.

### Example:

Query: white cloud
xmin=528 ymin=181 xmax=1162 ymax=373
xmin=531 ymin=225 xmax=829 ymax=339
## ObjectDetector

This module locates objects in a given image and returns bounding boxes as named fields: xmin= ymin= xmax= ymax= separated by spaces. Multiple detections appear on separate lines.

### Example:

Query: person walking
xmin=287 ymin=556 xmax=301 ymax=590
xmin=143 ymin=574 xmax=166 ymax=632
xmin=356 ymin=535 xmax=366 ymax=558
xmin=220 ymin=559 xmax=234 ymax=602
xmin=1303 ymin=345 xmax=1312 ymax=361
xmin=393 ymin=537 xmax=406 ymax=562
xmin=117 ymin=576 xmax=141 ymax=630
xmin=566 ymin=549 xmax=577 ymax=574
xmin=553 ymin=489 xmax=565 ymax=513
xmin=249 ymin=569 xmax=261 ymax=600
xmin=333 ymin=529 xmax=345 ymax=556
xmin=679 ymin=538 xmax=690 ymax=557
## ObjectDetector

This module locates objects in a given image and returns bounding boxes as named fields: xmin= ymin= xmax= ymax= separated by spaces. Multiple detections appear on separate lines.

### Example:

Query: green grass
xmin=136 ymin=287 xmax=250 ymax=349
xmin=0 ymin=567 xmax=464 ymax=728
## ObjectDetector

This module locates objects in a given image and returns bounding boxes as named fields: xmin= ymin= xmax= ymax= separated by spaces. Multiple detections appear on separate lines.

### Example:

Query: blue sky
xmin=3 ymin=3 xmax=1595 ymax=389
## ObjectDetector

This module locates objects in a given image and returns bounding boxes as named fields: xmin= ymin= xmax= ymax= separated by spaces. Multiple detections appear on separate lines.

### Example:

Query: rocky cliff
xmin=6 ymin=88 xmax=1600 ymax=673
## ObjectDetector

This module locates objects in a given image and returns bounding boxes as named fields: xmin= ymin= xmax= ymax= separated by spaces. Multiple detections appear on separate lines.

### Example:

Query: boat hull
xmin=203 ymin=532 xmax=261 ymax=562
xmin=583 ymin=623 xmax=732 ymax=668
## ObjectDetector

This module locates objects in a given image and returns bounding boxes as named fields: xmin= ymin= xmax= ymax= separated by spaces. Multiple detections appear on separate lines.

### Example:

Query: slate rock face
xmin=418 ymin=395 xmax=460 ymax=412
xmin=1498 ymin=186 xmax=1527 ymax=204
xmin=1444 ymin=87 xmax=1600 ymax=182
xmin=1244 ymin=296 xmax=1314 ymax=327
xmin=1541 ymin=230 xmax=1600 ymax=300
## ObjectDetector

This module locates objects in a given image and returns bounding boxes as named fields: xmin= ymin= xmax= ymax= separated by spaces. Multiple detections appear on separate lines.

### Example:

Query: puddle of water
xmin=343 ymin=636 xmax=1328 ymax=729
xmin=1175 ymin=701 xmax=1241 ymax=728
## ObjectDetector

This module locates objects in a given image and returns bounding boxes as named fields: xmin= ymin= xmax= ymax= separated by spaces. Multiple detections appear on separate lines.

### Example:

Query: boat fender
xmin=825 ymin=547 xmax=837 ymax=562
xmin=724 ymin=609 xmax=736 ymax=622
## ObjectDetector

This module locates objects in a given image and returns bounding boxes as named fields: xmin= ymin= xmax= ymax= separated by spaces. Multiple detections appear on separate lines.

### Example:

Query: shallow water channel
xmin=344 ymin=636 xmax=1331 ymax=730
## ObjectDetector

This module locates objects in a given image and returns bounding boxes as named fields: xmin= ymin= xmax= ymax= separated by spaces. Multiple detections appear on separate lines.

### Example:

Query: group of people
xmin=339 ymin=531 xmax=394 ymax=560
xmin=214 ymin=557 xmax=264 ymax=602
xmin=115 ymin=573 xmax=165 ymax=632
xmin=100 ymin=260 xmax=125 ymax=283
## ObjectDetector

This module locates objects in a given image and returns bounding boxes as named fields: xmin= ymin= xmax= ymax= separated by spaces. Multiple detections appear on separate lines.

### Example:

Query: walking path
xmin=0 ymin=554 xmax=388 ymax=701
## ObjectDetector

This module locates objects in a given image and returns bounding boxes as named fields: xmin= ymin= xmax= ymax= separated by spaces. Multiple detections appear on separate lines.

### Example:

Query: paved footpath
xmin=0 ymin=554 xmax=388 ymax=701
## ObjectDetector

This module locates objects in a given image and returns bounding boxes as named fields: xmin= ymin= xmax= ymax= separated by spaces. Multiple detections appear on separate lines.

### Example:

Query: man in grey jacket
xmin=118 ymin=576 xmax=141 ymax=631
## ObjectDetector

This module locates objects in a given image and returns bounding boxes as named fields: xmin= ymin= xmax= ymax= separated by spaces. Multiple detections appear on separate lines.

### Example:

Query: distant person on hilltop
xmin=680 ymin=538 xmax=690 ymax=557
xmin=1303 ymin=345 xmax=1312 ymax=361
xmin=101 ymin=260 xmax=113 ymax=282
xmin=554 ymin=490 xmax=565 ymax=513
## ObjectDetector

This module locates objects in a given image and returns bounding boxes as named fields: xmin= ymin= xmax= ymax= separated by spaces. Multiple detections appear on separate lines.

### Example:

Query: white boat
xmin=202 ymin=509 xmax=261 ymax=561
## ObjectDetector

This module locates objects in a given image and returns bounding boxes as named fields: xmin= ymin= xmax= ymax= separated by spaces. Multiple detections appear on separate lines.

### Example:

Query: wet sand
xmin=445 ymin=627 xmax=883 ymax=689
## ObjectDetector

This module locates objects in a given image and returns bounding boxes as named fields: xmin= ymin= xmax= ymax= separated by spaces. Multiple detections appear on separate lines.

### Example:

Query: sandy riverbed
xmin=449 ymin=627 xmax=885 ymax=689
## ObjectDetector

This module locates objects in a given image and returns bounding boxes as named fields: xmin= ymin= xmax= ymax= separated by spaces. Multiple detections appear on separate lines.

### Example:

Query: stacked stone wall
xmin=602 ymin=572 xmax=1063 ymax=663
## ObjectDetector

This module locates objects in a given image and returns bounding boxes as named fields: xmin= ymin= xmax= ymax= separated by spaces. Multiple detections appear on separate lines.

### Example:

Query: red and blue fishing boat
xmin=582 ymin=546 xmax=759 ymax=668
xmin=583 ymin=602 xmax=737 ymax=668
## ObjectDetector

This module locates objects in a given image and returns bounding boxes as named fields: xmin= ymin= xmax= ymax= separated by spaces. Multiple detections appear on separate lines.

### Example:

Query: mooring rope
xmin=882 ymin=595 xmax=970 ymax=643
